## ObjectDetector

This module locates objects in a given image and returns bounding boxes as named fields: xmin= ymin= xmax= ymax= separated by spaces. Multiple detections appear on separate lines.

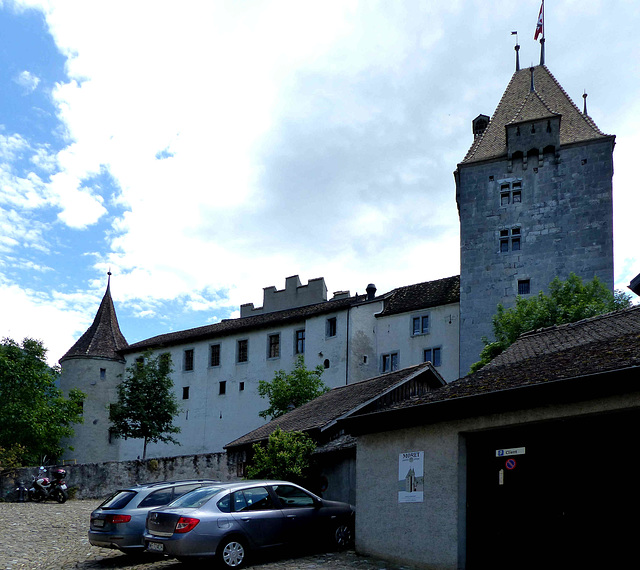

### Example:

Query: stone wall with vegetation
xmin=1 ymin=451 xmax=240 ymax=501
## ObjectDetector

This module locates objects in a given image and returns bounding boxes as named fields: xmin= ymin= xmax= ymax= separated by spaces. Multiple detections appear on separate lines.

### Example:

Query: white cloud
xmin=14 ymin=70 xmax=40 ymax=93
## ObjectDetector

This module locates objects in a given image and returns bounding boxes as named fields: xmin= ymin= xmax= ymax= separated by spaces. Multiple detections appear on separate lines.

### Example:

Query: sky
xmin=1 ymin=0 xmax=639 ymax=364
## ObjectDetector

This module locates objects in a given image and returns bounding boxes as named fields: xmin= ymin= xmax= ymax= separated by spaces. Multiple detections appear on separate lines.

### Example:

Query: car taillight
xmin=106 ymin=514 xmax=132 ymax=524
xmin=174 ymin=516 xmax=200 ymax=533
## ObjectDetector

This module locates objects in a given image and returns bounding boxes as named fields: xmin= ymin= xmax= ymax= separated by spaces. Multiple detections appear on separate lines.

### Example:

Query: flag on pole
xmin=534 ymin=1 xmax=544 ymax=40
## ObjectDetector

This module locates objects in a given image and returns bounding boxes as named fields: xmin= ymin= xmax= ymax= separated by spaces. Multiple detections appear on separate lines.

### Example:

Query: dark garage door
xmin=466 ymin=410 xmax=638 ymax=569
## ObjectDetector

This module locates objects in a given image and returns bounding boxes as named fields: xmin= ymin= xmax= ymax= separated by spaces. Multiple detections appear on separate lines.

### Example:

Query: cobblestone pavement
xmin=0 ymin=500 xmax=411 ymax=570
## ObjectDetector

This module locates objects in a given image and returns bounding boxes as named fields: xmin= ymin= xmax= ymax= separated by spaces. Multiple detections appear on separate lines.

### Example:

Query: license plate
xmin=147 ymin=541 xmax=164 ymax=553
xmin=60 ymin=484 xmax=68 ymax=490
xmin=93 ymin=519 xmax=104 ymax=528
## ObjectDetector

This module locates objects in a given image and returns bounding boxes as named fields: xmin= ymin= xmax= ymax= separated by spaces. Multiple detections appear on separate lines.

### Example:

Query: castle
xmin=60 ymin=51 xmax=615 ymax=464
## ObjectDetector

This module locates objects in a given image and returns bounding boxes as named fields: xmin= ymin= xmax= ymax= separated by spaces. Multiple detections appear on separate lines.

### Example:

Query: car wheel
xmin=333 ymin=523 xmax=353 ymax=549
xmin=218 ymin=537 xmax=247 ymax=568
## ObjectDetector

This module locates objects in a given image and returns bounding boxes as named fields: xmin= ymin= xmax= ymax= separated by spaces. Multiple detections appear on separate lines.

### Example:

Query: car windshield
xmin=99 ymin=490 xmax=137 ymax=510
xmin=167 ymin=486 xmax=224 ymax=508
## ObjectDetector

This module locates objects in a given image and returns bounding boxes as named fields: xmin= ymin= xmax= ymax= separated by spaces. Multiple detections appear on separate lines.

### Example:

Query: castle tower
xmin=455 ymin=65 xmax=615 ymax=374
xmin=59 ymin=273 xmax=128 ymax=463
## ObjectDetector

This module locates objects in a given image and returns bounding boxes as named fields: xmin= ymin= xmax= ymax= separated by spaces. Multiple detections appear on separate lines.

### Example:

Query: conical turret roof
xmin=61 ymin=275 xmax=128 ymax=362
xmin=461 ymin=65 xmax=611 ymax=164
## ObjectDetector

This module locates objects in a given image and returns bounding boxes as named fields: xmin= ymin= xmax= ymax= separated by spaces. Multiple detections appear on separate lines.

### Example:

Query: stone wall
xmin=1 ymin=451 xmax=238 ymax=501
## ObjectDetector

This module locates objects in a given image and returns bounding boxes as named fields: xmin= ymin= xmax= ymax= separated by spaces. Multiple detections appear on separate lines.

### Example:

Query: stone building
xmin=456 ymin=64 xmax=615 ymax=374
xmin=60 ymin=274 xmax=460 ymax=463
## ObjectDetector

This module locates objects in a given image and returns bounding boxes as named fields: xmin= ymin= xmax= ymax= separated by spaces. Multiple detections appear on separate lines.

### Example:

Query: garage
xmin=466 ymin=409 xmax=639 ymax=569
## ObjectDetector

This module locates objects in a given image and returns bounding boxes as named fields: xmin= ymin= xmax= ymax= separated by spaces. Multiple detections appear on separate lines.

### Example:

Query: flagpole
xmin=539 ymin=0 xmax=545 ymax=65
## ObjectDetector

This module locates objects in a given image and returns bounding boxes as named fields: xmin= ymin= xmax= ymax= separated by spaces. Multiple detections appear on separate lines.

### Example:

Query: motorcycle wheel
xmin=32 ymin=491 xmax=44 ymax=503
xmin=55 ymin=489 xmax=68 ymax=504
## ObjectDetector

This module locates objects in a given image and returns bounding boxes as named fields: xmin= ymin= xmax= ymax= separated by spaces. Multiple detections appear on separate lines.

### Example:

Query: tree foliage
xmin=258 ymin=356 xmax=329 ymax=420
xmin=246 ymin=428 xmax=316 ymax=483
xmin=0 ymin=338 xmax=85 ymax=468
xmin=470 ymin=274 xmax=633 ymax=373
xmin=109 ymin=351 xmax=181 ymax=459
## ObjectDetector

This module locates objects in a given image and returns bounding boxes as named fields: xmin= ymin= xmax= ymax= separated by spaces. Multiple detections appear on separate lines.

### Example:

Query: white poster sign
xmin=398 ymin=451 xmax=424 ymax=503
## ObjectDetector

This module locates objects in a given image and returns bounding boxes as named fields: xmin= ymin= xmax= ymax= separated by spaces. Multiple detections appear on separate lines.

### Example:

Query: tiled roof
xmin=377 ymin=275 xmax=460 ymax=317
xmin=124 ymin=294 xmax=368 ymax=352
xmin=125 ymin=275 xmax=461 ymax=352
xmin=60 ymin=282 xmax=128 ymax=362
xmin=378 ymin=305 xmax=640 ymax=411
xmin=225 ymin=362 xmax=441 ymax=449
xmin=461 ymin=65 xmax=611 ymax=164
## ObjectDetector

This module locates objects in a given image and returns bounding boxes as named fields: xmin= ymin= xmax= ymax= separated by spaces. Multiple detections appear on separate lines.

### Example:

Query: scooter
xmin=29 ymin=466 xmax=69 ymax=503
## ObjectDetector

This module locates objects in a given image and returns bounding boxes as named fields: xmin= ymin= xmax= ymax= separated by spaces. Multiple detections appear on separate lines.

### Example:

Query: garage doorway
xmin=465 ymin=410 xmax=639 ymax=569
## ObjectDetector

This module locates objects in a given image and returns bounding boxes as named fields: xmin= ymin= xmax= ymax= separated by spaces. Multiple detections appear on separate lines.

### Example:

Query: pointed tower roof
xmin=61 ymin=273 xmax=128 ymax=362
xmin=461 ymin=65 xmax=612 ymax=164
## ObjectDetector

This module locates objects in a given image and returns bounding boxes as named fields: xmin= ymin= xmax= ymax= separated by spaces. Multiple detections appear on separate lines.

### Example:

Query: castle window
xmin=219 ymin=381 xmax=226 ymax=395
xmin=424 ymin=347 xmax=442 ymax=367
xmin=239 ymin=382 xmax=245 ymax=391
xmin=182 ymin=386 xmax=190 ymax=400
xmin=381 ymin=352 xmax=399 ymax=373
xmin=412 ymin=315 xmax=430 ymax=336
xmin=499 ymin=180 xmax=522 ymax=206
xmin=100 ymin=368 xmax=106 ymax=380
xmin=210 ymin=344 xmax=221 ymax=367
xmin=295 ymin=329 xmax=305 ymax=354
xmin=326 ymin=317 xmax=337 ymax=338
xmin=237 ymin=339 xmax=248 ymax=363
xmin=268 ymin=334 xmax=280 ymax=359
xmin=518 ymin=279 xmax=531 ymax=295
xmin=499 ymin=227 xmax=522 ymax=253
xmin=184 ymin=349 xmax=194 ymax=372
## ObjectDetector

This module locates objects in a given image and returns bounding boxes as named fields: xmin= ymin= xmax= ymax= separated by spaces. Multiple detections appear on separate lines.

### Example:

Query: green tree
xmin=258 ymin=355 xmax=329 ymax=420
xmin=109 ymin=351 xmax=181 ymax=459
xmin=246 ymin=428 xmax=316 ymax=482
xmin=0 ymin=338 xmax=85 ymax=467
xmin=470 ymin=274 xmax=633 ymax=373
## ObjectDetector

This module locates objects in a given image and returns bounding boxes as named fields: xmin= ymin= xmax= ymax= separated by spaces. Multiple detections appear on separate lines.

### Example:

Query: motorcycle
xmin=28 ymin=466 xmax=69 ymax=503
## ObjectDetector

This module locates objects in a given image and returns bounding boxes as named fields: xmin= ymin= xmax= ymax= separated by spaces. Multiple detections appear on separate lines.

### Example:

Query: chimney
xmin=366 ymin=283 xmax=377 ymax=300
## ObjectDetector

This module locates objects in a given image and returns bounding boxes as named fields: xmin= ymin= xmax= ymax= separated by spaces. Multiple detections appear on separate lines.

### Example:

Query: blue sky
xmin=1 ymin=0 xmax=639 ymax=364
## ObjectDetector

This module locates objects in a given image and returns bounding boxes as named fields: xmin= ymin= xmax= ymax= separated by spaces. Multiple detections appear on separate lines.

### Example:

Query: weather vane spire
xmin=512 ymin=31 xmax=520 ymax=71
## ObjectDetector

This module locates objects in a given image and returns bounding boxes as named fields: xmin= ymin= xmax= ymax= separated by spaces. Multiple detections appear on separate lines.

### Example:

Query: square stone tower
xmin=455 ymin=65 xmax=615 ymax=375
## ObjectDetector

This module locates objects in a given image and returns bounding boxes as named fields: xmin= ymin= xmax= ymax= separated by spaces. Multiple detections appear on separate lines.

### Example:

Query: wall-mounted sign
xmin=495 ymin=447 xmax=525 ymax=457
xmin=398 ymin=451 xmax=424 ymax=503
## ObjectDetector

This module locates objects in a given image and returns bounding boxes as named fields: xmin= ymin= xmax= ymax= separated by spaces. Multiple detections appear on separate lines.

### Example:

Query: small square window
xmin=237 ymin=340 xmax=248 ymax=363
xmin=518 ymin=279 xmax=531 ymax=295
xmin=412 ymin=315 xmax=429 ymax=335
xmin=424 ymin=347 xmax=442 ymax=367
xmin=184 ymin=349 xmax=194 ymax=372
xmin=326 ymin=317 xmax=337 ymax=338
xmin=182 ymin=387 xmax=190 ymax=400
xmin=512 ymin=237 xmax=521 ymax=251
xmin=210 ymin=344 xmax=221 ymax=367
xmin=219 ymin=381 xmax=226 ymax=395
xmin=500 ymin=240 xmax=509 ymax=253
xmin=511 ymin=227 xmax=521 ymax=236
xmin=512 ymin=191 xmax=521 ymax=203
xmin=500 ymin=229 xmax=509 ymax=237
xmin=501 ymin=193 xmax=510 ymax=206
xmin=382 ymin=352 xmax=398 ymax=373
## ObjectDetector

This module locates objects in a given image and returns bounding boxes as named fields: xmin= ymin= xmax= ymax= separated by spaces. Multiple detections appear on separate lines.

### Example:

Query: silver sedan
xmin=144 ymin=480 xmax=354 ymax=568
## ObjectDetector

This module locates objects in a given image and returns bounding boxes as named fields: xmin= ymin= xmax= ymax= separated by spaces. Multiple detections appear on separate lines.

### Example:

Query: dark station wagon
xmin=89 ymin=479 xmax=219 ymax=553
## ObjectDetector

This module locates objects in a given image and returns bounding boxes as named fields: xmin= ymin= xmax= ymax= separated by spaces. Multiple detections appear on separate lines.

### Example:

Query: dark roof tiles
xmin=377 ymin=275 xmax=460 ymax=317
xmin=384 ymin=305 xmax=640 ymax=411
xmin=225 ymin=363 xmax=437 ymax=448
xmin=462 ymin=65 xmax=610 ymax=164
xmin=61 ymin=282 xmax=128 ymax=362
